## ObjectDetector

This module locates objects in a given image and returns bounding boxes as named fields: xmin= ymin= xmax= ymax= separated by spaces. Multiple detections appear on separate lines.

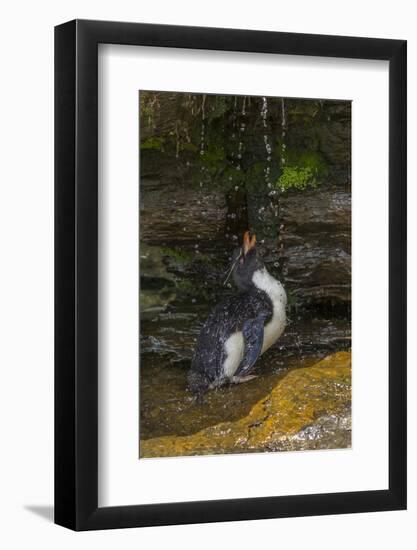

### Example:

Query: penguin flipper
xmin=234 ymin=314 xmax=266 ymax=378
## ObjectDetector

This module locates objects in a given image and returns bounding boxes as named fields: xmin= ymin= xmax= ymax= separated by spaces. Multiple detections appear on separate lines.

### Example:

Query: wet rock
xmin=139 ymin=93 xmax=351 ymax=311
xmin=279 ymin=186 xmax=351 ymax=305
xmin=140 ymin=351 xmax=351 ymax=457
xmin=140 ymin=243 xmax=177 ymax=315
xmin=140 ymin=179 xmax=351 ymax=310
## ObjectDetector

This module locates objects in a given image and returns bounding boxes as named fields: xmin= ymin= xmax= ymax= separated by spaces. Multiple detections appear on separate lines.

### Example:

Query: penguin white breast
xmin=222 ymin=331 xmax=244 ymax=378
xmin=221 ymin=269 xmax=286 ymax=380
xmin=252 ymin=268 xmax=287 ymax=354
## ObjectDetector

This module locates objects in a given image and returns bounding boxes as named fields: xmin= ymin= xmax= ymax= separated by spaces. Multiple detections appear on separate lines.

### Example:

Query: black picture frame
xmin=55 ymin=19 xmax=407 ymax=531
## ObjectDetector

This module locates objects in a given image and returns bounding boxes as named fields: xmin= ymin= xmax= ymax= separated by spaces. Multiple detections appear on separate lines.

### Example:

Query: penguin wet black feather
xmin=188 ymin=231 xmax=287 ymax=400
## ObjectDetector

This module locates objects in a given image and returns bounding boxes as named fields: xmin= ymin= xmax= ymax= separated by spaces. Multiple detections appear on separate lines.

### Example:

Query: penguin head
xmin=225 ymin=231 xmax=264 ymax=291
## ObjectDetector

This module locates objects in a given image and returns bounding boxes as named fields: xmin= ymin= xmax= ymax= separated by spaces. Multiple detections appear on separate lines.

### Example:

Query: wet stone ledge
xmin=140 ymin=351 xmax=351 ymax=458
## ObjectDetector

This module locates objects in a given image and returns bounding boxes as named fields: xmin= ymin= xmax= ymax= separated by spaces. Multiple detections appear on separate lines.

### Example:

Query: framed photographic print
xmin=55 ymin=20 xmax=406 ymax=530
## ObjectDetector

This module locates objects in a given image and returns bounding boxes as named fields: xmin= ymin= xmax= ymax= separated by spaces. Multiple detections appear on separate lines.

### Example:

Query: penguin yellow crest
xmin=243 ymin=231 xmax=256 ymax=255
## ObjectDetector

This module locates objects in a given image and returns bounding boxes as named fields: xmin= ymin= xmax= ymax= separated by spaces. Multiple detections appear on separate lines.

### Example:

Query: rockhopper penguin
xmin=188 ymin=231 xmax=287 ymax=398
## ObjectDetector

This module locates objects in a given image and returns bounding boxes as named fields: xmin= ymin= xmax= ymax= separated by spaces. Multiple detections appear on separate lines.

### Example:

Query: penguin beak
xmin=223 ymin=231 xmax=257 ymax=286
xmin=223 ymin=252 xmax=242 ymax=286
xmin=243 ymin=231 xmax=256 ymax=256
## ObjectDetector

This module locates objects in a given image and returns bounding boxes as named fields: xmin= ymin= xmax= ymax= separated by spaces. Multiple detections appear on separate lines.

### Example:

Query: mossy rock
xmin=140 ymin=351 xmax=351 ymax=457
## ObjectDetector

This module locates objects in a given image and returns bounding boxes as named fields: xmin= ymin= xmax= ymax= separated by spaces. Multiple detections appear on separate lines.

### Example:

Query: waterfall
xmin=261 ymin=97 xmax=272 ymax=188
xmin=200 ymin=94 xmax=206 ymax=157
xmin=259 ymin=96 xmax=281 ymax=263
xmin=198 ymin=94 xmax=207 ymax=189
xmin=278 ymin=97 xmax=287 ymax=255
xmin=236 ymin=96 xmax=247 ymax=177
xmin=230 ymin=96 xmax=238 ymax=163
xmin=225 ymin=96 xmax=248 ymax=250
xmin=281 ymin=97 xmax=286 ymax=168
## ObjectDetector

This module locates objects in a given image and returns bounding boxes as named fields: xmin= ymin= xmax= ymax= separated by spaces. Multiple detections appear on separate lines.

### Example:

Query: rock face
xmin=280 ymin=187 xmax=351 ymax=305
xmin=140 ymin=92 xmax=351 ymax=312
xmin=140 ymin=243 xmax=177 ymax=316
xmin=140 ymin=351 xmax=351 ymax=458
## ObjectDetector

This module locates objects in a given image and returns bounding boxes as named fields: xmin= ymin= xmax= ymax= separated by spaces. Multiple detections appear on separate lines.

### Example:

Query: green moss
xmin=275 ymin=149 xmax=328 ymax=192
xmin=277 ymin=166 xmax=318 ymax=191
xmin=297 ymin=151 xmax=327 ymax=174
xmin=180 ymin=142 xmax=199 ymax=153
xmin=161 ymin=246 xmax=213 ymax=267
xmin=201 ymin=146 xmax=225 ymax=165
xmin=160 ymin=246 xmax=193 ymax=264
xmin=140 ymin=137 xmax=165 ymax=150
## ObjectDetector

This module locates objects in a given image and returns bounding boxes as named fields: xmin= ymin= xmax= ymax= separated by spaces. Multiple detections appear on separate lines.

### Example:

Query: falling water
xmin=260 ymin=97 xmax=276 ymax=213
xmin=230 ymin=96 xmax=238 ymax=164
xmin=260 ymin=97 xmax=272 ymax=188
xmin=236 ymin=96 xmax=247 ymax=175
xmin=200 ymin=94 xmax=206 ymax=157
xmin=279 ymin=98 xmax=287 ymax=256
xmin=281 ymin=97 xmax=287 ymax=168
xmin=225 ymin=96 xmax=248 ymax=249
xmin=175 ymin=122 xmax=180 ymax=159
xmin=198 ymin=95 xmax=207 ymax=189
xmin=260 ymin=96 xmax=281 ymax=264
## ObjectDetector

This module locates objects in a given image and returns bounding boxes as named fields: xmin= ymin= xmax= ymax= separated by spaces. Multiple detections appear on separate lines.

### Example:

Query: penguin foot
xmin=231 ymin=375 xmax=258 ymax=384
xmin=190 ymin=392 xmax=205 ymax=405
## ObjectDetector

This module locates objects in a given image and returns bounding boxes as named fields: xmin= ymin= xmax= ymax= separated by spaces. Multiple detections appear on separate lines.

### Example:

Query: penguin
xmin=188 ymin=231 xmax=287 ymax=399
